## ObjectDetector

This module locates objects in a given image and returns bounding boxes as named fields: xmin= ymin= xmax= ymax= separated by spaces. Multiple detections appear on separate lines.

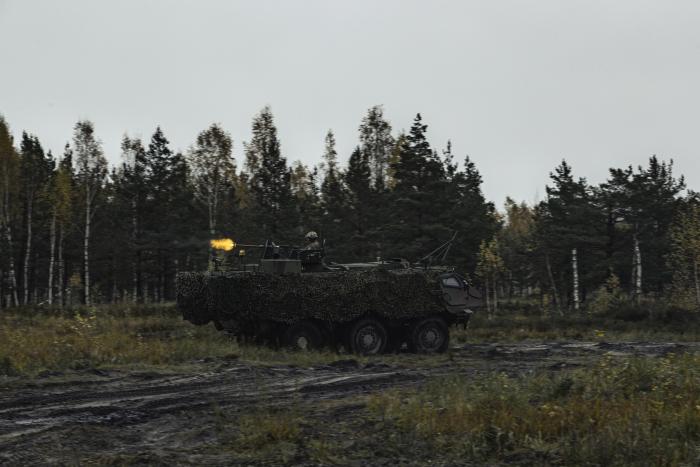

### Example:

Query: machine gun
xmin=210 ymin=237 xmax=327 ymax=273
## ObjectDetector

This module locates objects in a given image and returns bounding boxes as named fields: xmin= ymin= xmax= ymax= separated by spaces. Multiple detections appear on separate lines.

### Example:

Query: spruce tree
xmin=143 ymin=127 xmax=189 ymax=300
xmin=320 ymin=130 xmax=349 ymax=256
xmin=19 ymin=133 xmax=53 ymax=304
xmin=444 ymin=155 xmax=498 ymax=274
xmin=599 ymin=157 xmax=685 ymax=295
xmin=344 ymin=146 xmax=373 ymax=259
xmin=534 ymin=160 xmax=604 ymax=310
xmin=245 ymin=107 xmax=293 ymax=241
xmin=388 ymin=113 xmax=448 ymax=260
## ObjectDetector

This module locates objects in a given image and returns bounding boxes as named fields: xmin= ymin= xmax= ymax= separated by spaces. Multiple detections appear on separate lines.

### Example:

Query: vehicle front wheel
xmin=408 ymin=317 xmax=449 ymax=354
xmin=283 ymin=321 xmax=324 ymax=351
xmin=347 ymin=318 xmax=388 ymax=355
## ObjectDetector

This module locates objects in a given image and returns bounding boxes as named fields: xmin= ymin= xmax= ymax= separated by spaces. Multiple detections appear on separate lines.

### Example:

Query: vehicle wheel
xmin=283 ymin=321 xmax=324 ymax=351
xmin=408 ymin=317 xmax=449 ymax=354
xmin=348 ymin=318 xmax=388 ymax=355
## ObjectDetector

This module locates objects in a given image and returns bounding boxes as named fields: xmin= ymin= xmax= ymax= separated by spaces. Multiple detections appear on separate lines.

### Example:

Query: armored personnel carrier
xmin=176 ymin=236 xmax=482 ymax=354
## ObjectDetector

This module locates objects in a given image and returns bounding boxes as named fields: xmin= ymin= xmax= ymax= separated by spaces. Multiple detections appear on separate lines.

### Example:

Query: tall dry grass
xmin=368 ymin=354 xmax=700 ymax=465
xmin=0 ymin=305 xmax=351 ymax=375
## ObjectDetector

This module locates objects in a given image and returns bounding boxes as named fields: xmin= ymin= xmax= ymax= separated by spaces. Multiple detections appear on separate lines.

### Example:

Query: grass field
xmin=210 ymin=354 xmax=700 ymax=465
xmin=2 ymin=301 xmax=698 ymax=376
xmin=1 ymin=303 xmax=699 ymax=465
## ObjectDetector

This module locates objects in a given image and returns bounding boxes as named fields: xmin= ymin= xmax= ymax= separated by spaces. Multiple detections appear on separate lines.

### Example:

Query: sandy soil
xmin=0 ymin=341 xmax=696 ymax=466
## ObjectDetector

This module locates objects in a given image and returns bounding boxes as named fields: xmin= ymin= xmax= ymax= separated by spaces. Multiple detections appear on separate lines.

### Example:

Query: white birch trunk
xmin=572 ymin=248 xmax=580 ymax=311
xmin=3 ymin=225 xmax=19 ymax=307
xmin=47 ymin=210 xmax=56 ymax=305
xmin=23 ymin=199 xmax=33 ymax=305
xmin=57 ymin=224 xmax=64 ymax=307
xmin=1 ymin=167 xmax=19 ymax=307
xmin=693 ymin=260 xmax=699 ymax=309
xmin=84 ymin=195 xmax=91 ymax=306
xmin=131 ymin=198 xmax=138 ymax=304
xmin=632 ymin=234 xmax=642 ymax=303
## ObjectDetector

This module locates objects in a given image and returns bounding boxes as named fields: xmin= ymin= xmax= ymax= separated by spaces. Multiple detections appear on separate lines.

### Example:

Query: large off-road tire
xmin=408 ymin=317 xmax=449 ymax=354
xmin=347 ymin=318 xmax=388 ymax=355
xmin=283 ymin=320 xmax=325 ymax=351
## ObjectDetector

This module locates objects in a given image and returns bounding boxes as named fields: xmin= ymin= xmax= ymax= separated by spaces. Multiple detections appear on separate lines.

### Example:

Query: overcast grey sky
xmin=1 ymin=0 xmax=698 ymax=206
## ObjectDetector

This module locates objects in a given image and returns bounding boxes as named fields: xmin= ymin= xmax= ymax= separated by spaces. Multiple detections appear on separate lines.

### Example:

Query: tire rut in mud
xmin=0 ymin=341 xmax=696 ymax=464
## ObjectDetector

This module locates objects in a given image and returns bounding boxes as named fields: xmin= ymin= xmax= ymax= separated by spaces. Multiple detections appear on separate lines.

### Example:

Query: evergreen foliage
xmin=0 ymin=107 xmax=694 ymax=309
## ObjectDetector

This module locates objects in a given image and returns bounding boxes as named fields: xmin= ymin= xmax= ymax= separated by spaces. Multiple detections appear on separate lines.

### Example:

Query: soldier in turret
xmin=303 ymin=231 xmax=321 ymax=250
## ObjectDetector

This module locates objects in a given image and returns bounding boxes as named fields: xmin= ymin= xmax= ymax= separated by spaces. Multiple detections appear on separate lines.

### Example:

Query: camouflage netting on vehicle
xmin=176 ymin=269 xmax=446 ymax=325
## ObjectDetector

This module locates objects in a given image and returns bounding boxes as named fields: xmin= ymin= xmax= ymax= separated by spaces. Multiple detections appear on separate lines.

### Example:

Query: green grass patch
xmin=367 ymin=354 xmax=700 ymax=465
xmin=0 ymin=306 xmax=358 ymax=375
xmin=0 ymin=308 xmax=234 ymax=375
xmin=455 ymin=303 xmax=700 ymax=343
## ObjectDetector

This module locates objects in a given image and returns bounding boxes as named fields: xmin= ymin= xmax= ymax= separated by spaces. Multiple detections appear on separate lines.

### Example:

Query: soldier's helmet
xmin=305 ymin=231 xmax=319 ymax=241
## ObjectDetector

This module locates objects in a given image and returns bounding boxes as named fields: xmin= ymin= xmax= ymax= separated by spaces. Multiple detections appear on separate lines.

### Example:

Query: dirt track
xmin=1 ymin=341 xmax=697 ymax=466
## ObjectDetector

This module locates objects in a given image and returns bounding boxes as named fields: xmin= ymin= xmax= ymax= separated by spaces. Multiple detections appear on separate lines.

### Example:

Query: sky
xmin=1 ymin=0 xmax=699 ymax=207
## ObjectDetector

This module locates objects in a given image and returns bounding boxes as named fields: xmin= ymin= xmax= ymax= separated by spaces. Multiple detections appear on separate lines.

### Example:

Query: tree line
xmin=0 ymin=106 xmax=698 ymax=311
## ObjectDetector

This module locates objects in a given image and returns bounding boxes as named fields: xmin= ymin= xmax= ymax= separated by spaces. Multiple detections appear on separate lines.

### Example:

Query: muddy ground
xmin=1 ymin=341 xmax=697 ymax=466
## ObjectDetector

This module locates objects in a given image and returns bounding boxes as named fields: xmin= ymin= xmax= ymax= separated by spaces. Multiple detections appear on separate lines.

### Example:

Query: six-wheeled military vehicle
xmin=176 ymin=235 xmax=482 ymax=354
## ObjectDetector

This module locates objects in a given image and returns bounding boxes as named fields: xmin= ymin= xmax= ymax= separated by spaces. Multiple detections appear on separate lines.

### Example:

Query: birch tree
xmin=0 ymin=117 xmax=19 ymax=307
xmin=669 ymin=201 xmax=700 ymax=309
xmin=19 ymin=133 xmax=52 ymax=304
xmin=117 ymin=136 xmax=147 ymax=302
xmin=477 ymin=238 xmax=506 ymax=318
xmin=359 ymin=105 xmax=394 ymax=191
xmin=188 ymin=124 xmax=234 ymax=262
xmin=73 ymin=121 xmax=107 ymax=306
xmin=49 ymin=147 xmax=74 ymax=306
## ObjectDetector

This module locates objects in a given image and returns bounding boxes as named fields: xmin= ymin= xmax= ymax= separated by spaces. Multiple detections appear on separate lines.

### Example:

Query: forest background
xmin=0 ymin=105 xmax=698 ymax=313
